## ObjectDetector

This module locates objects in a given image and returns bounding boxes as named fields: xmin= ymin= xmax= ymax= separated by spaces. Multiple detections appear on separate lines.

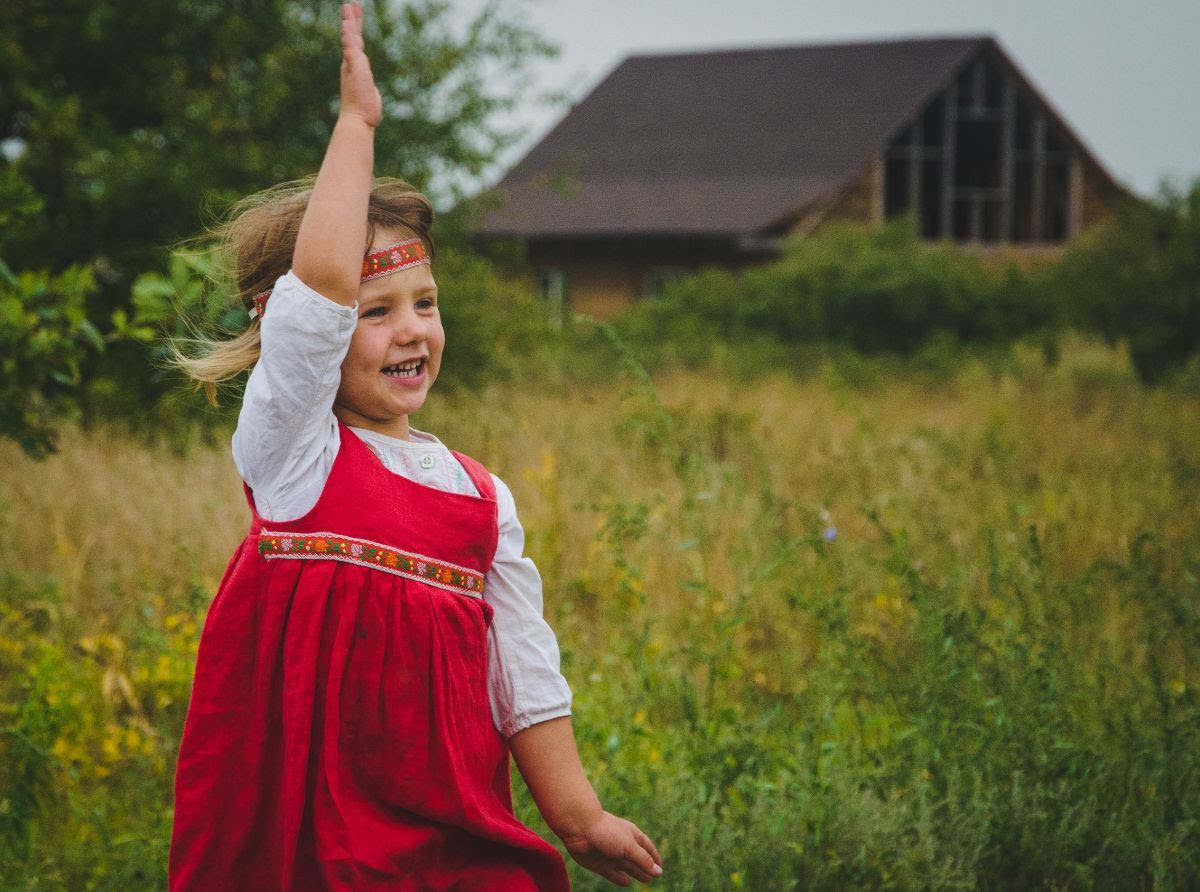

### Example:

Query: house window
xmin=538 ymin=268 xmax=565 ymax=328
xmin=643 ymin=266 xmax=689 ymax=299
xmin=883 ymin=54 xmax=1072 ymax=244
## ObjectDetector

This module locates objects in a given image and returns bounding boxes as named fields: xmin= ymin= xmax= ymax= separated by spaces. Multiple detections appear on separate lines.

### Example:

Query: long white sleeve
xmin=486 ymin=477 xmax=573 ymax=737
xmin=232 ymin=272 xmax=355 ymax=519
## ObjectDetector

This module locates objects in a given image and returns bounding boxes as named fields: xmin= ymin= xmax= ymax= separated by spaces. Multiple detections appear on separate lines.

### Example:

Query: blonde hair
xmin=173 ymin=177 xmax=435 ymax=402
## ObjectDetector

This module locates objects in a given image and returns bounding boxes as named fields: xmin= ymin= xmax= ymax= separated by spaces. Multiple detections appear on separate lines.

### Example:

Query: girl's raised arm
xmin=291 ymin=2 xmax=383 ymax=306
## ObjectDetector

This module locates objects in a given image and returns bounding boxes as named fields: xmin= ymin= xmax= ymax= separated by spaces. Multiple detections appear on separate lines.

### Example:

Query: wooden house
xmin=477 ymin=36 xmax=1127 ymax=318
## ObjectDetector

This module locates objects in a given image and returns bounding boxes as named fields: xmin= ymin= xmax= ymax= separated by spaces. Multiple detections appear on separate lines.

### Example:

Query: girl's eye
xmin=362 ymin=306 xmax=388 ymax=318
xmin=417 ymin=297 xmax=437 ymax=310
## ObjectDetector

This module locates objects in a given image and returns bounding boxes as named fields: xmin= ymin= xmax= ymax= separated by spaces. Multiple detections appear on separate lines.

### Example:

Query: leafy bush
xmin=0 ymin=172 xmax=111 ymax=457
xmin=619 ymin=220 xmax=1052 ymax=370
xmin=0 ymin=260 xmax=102 ymax=458
xmin=0 ymin=571 xmax=204 ymax=888
xmin=429 ymin=245 xmax=565 ymax=390
xmin=1049 ymin=179 xmax=1200 ymax=384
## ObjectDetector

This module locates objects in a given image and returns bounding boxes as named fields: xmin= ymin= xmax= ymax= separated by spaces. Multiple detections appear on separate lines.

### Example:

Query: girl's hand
xmin=560 ymin=811 xmax=663 ymax=887
xmin=339 ymin=2 xmax=382 ymax=128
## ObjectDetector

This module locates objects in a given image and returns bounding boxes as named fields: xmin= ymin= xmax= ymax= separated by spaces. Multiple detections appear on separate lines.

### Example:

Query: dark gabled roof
xmin=481 ymin=36 xmax=990 ymax=239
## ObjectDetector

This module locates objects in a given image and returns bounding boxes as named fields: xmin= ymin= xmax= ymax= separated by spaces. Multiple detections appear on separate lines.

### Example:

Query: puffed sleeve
xmin=485 ymin=475 xmax=573 ymax=738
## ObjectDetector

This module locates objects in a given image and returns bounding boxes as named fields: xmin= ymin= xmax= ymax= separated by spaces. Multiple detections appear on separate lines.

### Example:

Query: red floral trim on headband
xmin=361 ymin=239 xmax=429 ymax=282
xmin=248 ymin=238 xmax=430 ymax=320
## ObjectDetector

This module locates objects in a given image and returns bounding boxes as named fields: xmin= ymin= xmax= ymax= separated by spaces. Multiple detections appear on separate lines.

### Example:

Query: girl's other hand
xmin=561 ymin=811 xmax=663 ymax=887
xmin=340 ymin=2 xmax=382 ymax=128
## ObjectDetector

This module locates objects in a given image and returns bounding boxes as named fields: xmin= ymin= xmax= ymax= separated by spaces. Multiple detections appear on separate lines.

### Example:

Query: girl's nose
xmin=390 ymin=307 xmax=426 ymax=344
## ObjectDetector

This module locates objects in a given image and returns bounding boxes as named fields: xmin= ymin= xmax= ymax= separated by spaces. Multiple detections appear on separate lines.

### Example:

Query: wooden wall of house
xmin=783 ymin=160 xmax=881 ymax=238
xmin=1080 ymin=159 xmax=1128 ymax=232
xmin=551 ymin=257 xmax=642 ymax=318
xmin=529 ymin=239 xmax=751 ymax=318
xmin=815 ymin=159 xmax=882 ymax=229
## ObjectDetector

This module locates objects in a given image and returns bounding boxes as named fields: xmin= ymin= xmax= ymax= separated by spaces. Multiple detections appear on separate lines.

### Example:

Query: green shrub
xmin=619 ymin=220 xmax=1048 ymax=370
xmin=1050 ymin=179 xmax=1200 ymax=384
xmin=0 ymin=571 xmax=203 ymax=888
xmin=0 ymin=259 xmax=103 ymax=458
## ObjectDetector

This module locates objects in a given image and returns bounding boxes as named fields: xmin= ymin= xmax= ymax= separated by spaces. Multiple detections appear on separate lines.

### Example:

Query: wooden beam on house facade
xmin=941 ymin=80 xmax=957 ymax=241
xmin=1000 ymin=76 xmax=1016 ymax=240
xmin=1031 ymin=111 xmax=1046 ymax=242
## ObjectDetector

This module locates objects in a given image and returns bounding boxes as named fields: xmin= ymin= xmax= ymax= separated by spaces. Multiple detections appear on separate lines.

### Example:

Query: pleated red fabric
xmin=169 ymin=425 xmax=569 ymax=890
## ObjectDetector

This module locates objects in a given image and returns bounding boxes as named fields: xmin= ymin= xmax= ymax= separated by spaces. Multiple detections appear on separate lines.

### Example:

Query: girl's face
xmin=332 ymin=229 xmax=443 ymax=441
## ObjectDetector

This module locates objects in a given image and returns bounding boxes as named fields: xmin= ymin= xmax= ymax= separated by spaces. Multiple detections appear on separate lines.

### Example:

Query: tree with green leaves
xmin=0 ymin=0 xmax=554 ymax=453
xmin=1052 ymin=180 xmax=1200 ymax=384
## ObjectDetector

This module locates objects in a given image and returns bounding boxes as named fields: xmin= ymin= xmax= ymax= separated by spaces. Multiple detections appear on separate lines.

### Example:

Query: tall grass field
xmin=2 ymin=336 xmax=1198 ymax=889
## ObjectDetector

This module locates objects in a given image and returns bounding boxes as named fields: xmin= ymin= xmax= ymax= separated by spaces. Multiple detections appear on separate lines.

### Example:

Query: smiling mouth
xmin=382 ymin=359 xmax=425 ymax=379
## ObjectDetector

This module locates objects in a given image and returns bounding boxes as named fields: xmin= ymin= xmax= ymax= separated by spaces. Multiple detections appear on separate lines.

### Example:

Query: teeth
xmin=383 ymin=359 xmax=423 ymax=378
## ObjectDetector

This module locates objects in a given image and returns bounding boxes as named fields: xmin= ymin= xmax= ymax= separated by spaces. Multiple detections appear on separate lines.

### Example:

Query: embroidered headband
xmin=248 ymin=238 xmax=430 ymax=320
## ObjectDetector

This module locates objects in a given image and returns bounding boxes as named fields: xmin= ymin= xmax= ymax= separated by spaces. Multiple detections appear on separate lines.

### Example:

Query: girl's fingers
xmin=635 ymin=829 xmax=663 ymax=867
xmin=341 ymin=3 xmax=363 ymax=53
xmin=624 ymin=850 xmax=657 ymax=879
xmin=617 ymin=836 xmax=662 ymax=883
xmin=621 ymin=853 xmax=662 ymax=883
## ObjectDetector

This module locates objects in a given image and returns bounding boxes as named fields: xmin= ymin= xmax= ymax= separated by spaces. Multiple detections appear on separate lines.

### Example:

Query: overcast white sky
xmin=478 ymin=0 xmax=1200 ymax=197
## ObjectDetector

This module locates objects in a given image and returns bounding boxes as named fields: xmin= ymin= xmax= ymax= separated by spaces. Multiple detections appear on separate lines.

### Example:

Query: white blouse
xmin=231 ymin=271 xmax=571 ymax=738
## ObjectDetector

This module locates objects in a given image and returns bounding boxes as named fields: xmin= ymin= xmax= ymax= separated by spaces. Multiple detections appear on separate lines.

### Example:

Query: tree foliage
xmin=0 ymin=0 xmax=554 ymax=453
xmin=0 ymin=168 xmax=103 ymax=457
xmin=1050 ymin=180 xmax=1200 ymax=384
xmin=0 ymin=259 xmax=101 ymax=459
xmin=1 ymin=0 xmax=552 ymax=272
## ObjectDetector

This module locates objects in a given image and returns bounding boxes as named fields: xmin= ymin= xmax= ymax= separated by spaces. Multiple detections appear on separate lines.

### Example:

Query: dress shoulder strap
xmin=451 ymin=451 xmax=497 ymax=502
xmin=242 ymin=483 xmax=263 ymax=533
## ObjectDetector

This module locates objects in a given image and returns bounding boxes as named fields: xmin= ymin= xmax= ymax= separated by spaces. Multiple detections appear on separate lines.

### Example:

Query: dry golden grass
xmin=1 ymin=428 xmax=241 ymax=622
xmin=3 ymin=334 xmax=1195 ymax=657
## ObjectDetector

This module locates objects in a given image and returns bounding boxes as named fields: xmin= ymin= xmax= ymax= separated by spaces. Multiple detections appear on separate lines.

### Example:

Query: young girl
xmin=169 ymin=5 xmax=662 ymax=889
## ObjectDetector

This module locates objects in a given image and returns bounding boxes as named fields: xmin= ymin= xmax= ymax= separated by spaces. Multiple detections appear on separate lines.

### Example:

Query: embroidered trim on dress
xmin=256 ymin=530 xmax=485 ymax=598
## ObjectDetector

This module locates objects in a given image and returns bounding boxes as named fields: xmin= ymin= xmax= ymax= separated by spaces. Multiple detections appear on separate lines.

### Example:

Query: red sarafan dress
xmin=170 ymin=426 xmax=570 ymax=891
